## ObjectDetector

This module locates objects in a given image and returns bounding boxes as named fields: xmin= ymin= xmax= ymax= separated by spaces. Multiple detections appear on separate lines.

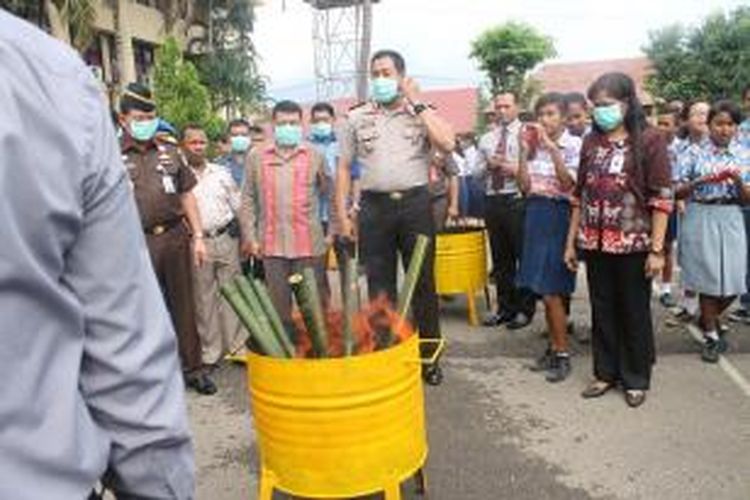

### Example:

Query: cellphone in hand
xmin=523 ymin=124 xmax=539 ymax=149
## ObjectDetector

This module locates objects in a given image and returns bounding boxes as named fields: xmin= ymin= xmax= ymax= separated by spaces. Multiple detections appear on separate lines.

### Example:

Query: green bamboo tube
xmin=220 ymin=282 xmax=287 ymax=358
xmin=251 ymin=277 xmax=296 ymax=356
xmin=397 ymin=234 xmax=431 ymax=325
xmin=234 ymin=276 xmax=290 ymax=357
xmin=343 ymin=256 xmax=358 ymax=356
xmin=289 ymin=269 xmax=329 ymax=358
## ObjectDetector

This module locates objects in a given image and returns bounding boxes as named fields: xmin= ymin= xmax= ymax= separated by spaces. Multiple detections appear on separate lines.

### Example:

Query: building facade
xmin=8 ymin=0 xmax=200 ymax=97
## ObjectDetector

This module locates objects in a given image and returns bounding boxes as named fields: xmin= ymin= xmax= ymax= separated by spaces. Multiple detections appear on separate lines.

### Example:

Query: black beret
xmin=120 ymin=82 xmax=156 ymax=113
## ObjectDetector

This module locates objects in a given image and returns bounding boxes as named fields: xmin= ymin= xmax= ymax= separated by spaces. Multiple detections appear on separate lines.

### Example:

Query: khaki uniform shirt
xmin=121 ymin=138 xmax=197 ymax=229
xmin=339 ymin=102 xmax=432 ymax=192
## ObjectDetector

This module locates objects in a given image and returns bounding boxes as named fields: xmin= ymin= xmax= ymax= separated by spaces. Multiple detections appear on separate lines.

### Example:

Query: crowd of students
xmin=448 ymin=77 xmax=750 ymax=408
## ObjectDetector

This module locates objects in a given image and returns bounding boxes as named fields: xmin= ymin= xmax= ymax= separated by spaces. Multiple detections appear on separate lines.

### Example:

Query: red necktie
xmin=491 ymin=125 xmax=508 ymax=191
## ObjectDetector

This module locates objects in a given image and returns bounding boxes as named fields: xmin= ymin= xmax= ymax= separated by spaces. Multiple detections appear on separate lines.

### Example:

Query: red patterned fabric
xmin=573 ymin=128 xmax=673 ymax=254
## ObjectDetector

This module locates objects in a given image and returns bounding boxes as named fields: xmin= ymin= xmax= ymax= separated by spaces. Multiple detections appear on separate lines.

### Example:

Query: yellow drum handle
xmin=406 ymin=338 xmax=446 ymax=365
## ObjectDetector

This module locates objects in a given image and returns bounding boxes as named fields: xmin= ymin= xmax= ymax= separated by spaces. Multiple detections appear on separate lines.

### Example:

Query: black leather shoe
xmin=185 ymin=373 xmax=218 ymax=396
xmin=482 ymin=311 xmax=513 ymax=327
xmin=422 ymin=364 xmax=444 ymax=386
xmin=506 ymin=313 xmax=532 ymax=330
xmin=701 ymin=337 xmax=721 ymax=363
xmin=528 ymin=346 xmax=553 ymax=372
xmin=545 ymin=354 xmax=572 ymax=383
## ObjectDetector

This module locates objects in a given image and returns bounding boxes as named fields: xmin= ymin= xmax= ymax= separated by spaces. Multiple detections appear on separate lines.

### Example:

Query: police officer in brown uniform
xmin=119 ymin=83 xmax=217 ymax=395
xmin=336 ymin=50 xmax=455 ymax=385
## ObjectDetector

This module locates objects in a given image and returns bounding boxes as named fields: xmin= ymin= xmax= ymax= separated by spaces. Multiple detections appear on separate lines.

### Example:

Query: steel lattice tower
xmin=304 ymin=0 xmax=377 ymax=101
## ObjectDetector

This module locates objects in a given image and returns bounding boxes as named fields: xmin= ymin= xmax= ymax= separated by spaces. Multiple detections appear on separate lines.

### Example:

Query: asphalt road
xmin=187 ymin=285 xmax=750 ymax=500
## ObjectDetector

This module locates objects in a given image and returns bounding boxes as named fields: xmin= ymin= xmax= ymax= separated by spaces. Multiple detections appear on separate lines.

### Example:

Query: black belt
xmin=144 ymin=218 xmax=182 ymax=236
xmin=362 ymin=185 xmax=428 ymax=202
xmin=696 ymin=198 xmax=738 ymax=206
xmin=204 ymin=219 xmax=238 ymax=239
xmin=486 ymin=192 xmax=522 ymax=200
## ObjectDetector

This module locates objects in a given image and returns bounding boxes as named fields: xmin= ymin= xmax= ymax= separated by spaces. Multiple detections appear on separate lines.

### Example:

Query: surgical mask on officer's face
xmin=274 ymin=124 xmax=303 ymax=147
xmin=311 ymin=122 xmax=333 ymax=140
xmin=129 ymin=118 xmax=159 ymax=142
xmin=370 ymin=77 xmax=399 ymax=104
xmin=230 ymin=135 xmax=251 ymax=153
xmin=592 ymin=103 xmax=624 ymax=132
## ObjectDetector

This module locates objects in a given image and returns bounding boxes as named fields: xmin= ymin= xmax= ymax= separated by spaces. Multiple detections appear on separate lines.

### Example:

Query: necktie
xmin=491 ymin=125 xmax=508 ymax=191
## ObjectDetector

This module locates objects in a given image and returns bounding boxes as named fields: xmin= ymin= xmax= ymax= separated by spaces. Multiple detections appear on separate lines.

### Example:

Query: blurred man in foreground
xmin=0 ymin=12 xmax=194 ymax=499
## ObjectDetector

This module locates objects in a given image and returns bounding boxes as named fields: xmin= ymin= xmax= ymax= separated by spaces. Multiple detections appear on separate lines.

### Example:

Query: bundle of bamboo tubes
xmin=221 ymin=234 xmax=431 ymax=359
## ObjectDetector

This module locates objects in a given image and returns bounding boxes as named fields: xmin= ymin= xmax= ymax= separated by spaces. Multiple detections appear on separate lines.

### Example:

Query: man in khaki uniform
xmin=182 ymin=124 xmax=245 ymax=366
xmin=119 ymin=83 xmax=216 ymax=395
xmin=336 ymin=50 xmax=455 ymax=385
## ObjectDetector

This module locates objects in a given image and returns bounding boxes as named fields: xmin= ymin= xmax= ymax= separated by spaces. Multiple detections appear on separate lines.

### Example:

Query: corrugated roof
xmin=535 ymin=57 xmax=654 ymax=105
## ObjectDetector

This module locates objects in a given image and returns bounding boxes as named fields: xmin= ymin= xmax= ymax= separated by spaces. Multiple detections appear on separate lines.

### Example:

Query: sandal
xmin=581 ymin=380 xmax=614 ymax=399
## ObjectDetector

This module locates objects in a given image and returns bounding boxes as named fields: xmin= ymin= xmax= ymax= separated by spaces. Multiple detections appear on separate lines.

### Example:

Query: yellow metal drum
xmin=247 ymin=335 xmax=434 ymax=499
xmin=434 ymin=229 xmax=488 ymax=325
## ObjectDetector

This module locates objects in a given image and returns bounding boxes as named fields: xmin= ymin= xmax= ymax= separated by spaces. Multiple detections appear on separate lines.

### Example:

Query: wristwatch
xmin=411 ymin=101 xmax=428 ymax=115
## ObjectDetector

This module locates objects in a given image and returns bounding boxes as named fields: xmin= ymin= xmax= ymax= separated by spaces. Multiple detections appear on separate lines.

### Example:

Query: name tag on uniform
xmin=162 ymin=175 xmax=176 ymax=194
xmin=609 ymin=150 xmax=625 ymax=175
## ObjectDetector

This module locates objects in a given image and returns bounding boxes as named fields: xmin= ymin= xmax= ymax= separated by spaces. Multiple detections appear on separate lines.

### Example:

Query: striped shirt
xmin=240 ymin=143 xmax=327 ymax=258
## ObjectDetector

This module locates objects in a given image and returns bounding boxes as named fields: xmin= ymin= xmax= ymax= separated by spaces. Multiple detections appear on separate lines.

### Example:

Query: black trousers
xmin=585 ymin=251 xmax=655 ymax=390
xmin=484 ymin=194 xmax=536 ymax=317
xmin=359 ymin=187 xmax=441 ymax=345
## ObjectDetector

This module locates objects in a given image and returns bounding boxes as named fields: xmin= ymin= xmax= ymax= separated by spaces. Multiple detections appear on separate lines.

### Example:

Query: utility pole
xmin=356 ymin=0 xmax=372 ymax=101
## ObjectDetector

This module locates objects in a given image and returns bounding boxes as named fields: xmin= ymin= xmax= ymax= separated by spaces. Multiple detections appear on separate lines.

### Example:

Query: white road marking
xmin=685 ymin=323 xmax=750 ymax=398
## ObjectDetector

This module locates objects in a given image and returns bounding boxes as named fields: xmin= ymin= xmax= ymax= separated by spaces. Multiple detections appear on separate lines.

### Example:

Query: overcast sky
xmin=253 ymin=0 xmax=746 ymax=102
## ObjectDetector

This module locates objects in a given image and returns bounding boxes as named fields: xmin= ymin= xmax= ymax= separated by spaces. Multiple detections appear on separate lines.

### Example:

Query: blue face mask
xmin=274 ymin=124 xmax=303 ymax=148
xmin=311 ymin=122 xmax=333 ymax=140
xmin=129 ymin=118 xmax=159 ymax=142
xmin=230 ymin=135 xmax=251 ymax=153
xmin=593 ymin=104 xmax=624 ymax=132
xmin=370 ymin=77 xmax=399 ymax=104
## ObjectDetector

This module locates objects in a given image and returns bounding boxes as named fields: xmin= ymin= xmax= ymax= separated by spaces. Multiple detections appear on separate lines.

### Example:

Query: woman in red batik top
xmin=564 ymin=72 xmax=672 ymax=409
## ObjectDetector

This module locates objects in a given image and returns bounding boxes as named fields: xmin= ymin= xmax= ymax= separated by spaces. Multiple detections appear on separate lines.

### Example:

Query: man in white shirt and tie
xmin=476 ymin=92 xmax=536 ymax=330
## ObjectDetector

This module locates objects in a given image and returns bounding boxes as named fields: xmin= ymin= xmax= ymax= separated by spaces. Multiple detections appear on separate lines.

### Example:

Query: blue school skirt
xmin=517 ymin=196 xmax=576 ymax=296
xmin=458 ymin=175 xmax=485 ymax=218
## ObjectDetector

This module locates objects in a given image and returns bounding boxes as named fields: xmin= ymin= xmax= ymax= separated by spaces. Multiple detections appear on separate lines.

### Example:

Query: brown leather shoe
xmin=625 ymin=390 xmax=647 ymax=408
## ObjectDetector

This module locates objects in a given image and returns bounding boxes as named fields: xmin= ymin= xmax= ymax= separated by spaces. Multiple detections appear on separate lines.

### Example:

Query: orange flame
xmin=293 ymin=294 xmax=415 ymax=358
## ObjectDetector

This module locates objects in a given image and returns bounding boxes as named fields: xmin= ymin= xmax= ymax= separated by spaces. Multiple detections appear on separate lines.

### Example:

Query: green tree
xmin=644 ymin=6 xmax=750 ymax=102
xmin=187 ymin=0 xmax=266 ymax=118
xmin=470 ymin=21 xmax=556 ymax=97
xmin=198 ymin=48 xmax=266 ymax=119
xmin=153 ymin=37 xmax=224 ymax=138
